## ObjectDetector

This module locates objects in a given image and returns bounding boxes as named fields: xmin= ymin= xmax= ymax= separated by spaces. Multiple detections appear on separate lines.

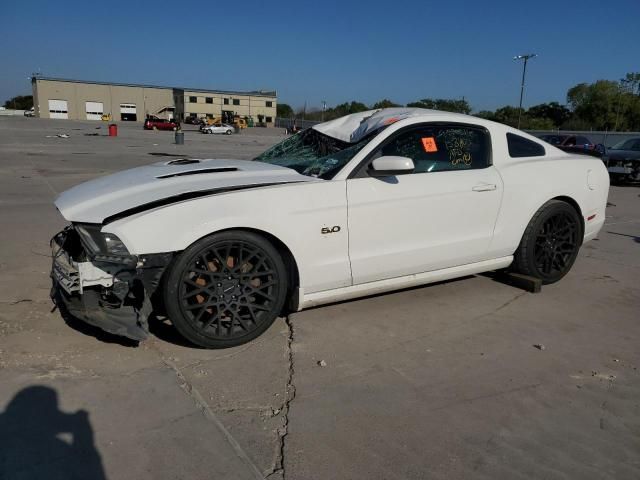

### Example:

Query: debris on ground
xmin=317 ymin=360 xmax=327 ymax=367
xmin=84 ymin=133 xmax=100 ymax=136
xmin=45 ymin=134 xmax=70 ymax=138
xmin=533 ymin=344 xmax=546 ymax=351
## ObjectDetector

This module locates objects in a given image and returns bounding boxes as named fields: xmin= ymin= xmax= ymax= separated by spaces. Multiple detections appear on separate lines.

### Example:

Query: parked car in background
xmin=51 ymin=108 xmax=609 ymax=348
xmin=144 ymin=116 xmax=178 ymax=131
xmin=539 ymin=134 xmax=595 ymax=150
xmin=201 ymin=123 xmax=234 ymax=135
xmin=23 ymin=108 xmax=35 ymax=117
xmin=603 ymin=137 xmax=640 ymax=183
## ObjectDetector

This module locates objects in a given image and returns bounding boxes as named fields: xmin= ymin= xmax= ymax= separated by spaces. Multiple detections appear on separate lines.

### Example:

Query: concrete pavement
xmin=0 ymin=116 xmax=638 ymax=479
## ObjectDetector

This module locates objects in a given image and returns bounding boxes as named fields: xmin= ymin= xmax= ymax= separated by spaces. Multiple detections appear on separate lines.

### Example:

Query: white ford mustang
xmin=50 ymin=108 xmax=609 ymax=348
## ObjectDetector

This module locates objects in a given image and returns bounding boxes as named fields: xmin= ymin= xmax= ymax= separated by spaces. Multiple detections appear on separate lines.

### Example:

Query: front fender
xmin=103 ymin=181 xmax=352 ymax=294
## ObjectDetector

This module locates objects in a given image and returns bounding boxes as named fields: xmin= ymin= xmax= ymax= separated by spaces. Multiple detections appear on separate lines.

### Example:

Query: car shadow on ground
xmin=147 ymin=314 xmax=204 ymax=349
xmin=53 ymin=297 xmax=139 ymax=348
xmin=606 ymin=231 xmax=640 ymax=243
xmin=0 ymin=386 xmax=107 ymax=480
xmin=299 ymin=275 xmax=479 ymax=313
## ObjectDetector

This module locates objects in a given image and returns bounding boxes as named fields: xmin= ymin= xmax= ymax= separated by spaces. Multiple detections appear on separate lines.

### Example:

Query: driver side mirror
xmin=369 ymin=156 xmax=415 ymax=177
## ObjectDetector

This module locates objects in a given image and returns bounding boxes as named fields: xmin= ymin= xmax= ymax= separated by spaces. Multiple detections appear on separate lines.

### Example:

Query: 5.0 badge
xmin=321 ymin=226 xmax=341 ymax=234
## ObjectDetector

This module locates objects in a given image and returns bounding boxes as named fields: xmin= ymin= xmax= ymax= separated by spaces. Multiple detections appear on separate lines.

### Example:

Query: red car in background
xmin=539 ymin=134 xmax=594 ymax=149
xmin=144 ymin=116 xmax=179 ymax=131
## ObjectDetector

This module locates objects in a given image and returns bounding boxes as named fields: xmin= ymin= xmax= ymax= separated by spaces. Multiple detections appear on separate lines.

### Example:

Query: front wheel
xmin=226 ymin=129 xmax=232 ymax=135
xmin=512 ymin=200 xmax=582 ymax=284
xmin=163 ymin=231 xmax=288 ymax=348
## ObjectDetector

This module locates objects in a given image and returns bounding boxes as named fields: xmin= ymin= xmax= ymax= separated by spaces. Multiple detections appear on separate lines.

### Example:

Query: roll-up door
xmin=85 ymin=101 xmax=104 ymax=120
xmin=120 ymin=103 xmax=137 ymax=121
xmin=48 ymin=99 xmax=68 ymax=119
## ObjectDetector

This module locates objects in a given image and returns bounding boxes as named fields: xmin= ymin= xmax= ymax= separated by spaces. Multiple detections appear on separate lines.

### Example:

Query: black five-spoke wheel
xmin=513 ymin=200 xmax=582 ymax=284
xmin=164 ymin=231 xmax=287 ymax=348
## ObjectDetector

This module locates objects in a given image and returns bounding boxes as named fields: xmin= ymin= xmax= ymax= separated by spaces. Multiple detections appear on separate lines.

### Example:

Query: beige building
xmin=32 ymin=77 xmax=277 ymax=125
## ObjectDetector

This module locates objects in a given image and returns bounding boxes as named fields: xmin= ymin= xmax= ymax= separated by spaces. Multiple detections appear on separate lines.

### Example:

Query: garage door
xmin=85 ymin=101 xmax=104 ymax=121
xmin=48 ymin=99 xmax=68 ymax=119
xmin=120 ymin=103 xmax=137 ymax=121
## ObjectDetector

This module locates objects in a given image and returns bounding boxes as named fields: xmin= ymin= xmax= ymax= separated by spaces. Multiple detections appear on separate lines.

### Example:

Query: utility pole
xmin=321 ymin=100 xmax=327 ymax=122
xmin=514 ymin=53 xmax=537 ymax=129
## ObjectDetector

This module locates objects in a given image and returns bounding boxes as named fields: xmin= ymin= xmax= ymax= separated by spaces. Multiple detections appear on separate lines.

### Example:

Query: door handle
xmin=472 ymin=183 xmax=497 ymax=192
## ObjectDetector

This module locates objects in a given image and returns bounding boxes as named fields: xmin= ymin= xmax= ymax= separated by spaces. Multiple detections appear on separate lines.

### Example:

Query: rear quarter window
xmin=507 ymin=133 xmax=546 ymax=158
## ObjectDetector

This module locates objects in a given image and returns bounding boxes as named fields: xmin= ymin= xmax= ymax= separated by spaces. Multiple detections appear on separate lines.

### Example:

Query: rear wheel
xmin=164 ymin=231 xmax=287 ymax=348
xmin=513 ymin=200 xmax=582 ymax=284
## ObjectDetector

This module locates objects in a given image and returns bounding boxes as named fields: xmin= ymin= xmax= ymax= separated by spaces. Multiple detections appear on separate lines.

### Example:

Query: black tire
xmin=163 ymin=231 xmax=287 ymax=348
xmin=512 ymin=200 xmax=582 ymax=284
xmin=226 ymin=129 xmax=232 ymax=135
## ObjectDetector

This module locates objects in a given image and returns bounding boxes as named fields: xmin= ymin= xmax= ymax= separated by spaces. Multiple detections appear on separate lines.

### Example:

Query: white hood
xmin=55 ymin=158 xmax=315 ymax=224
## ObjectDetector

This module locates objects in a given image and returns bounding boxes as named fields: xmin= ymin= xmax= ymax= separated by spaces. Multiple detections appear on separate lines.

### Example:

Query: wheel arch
xmin=550 ymin=195 xmax=585 ymax=242
xmin=190 ymin=226 xmax=301 ymax=312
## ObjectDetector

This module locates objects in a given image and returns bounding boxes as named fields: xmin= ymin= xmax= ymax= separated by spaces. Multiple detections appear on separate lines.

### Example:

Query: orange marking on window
xmin=421 ymin=137 xmax=438 ymax=152
xmin=383 ymin=117 xmax=399 ymax=125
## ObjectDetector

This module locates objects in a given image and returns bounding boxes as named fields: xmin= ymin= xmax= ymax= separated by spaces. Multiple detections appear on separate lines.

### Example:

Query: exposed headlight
xmin=74 ymin=224 xmax=130 ymax=256
xmin=103 ymin=234 xmax=130 ymax=255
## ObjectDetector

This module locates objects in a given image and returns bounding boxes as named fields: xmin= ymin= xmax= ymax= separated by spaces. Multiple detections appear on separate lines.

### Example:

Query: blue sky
xmin=2 ymin=0 xmax=638 ymax=112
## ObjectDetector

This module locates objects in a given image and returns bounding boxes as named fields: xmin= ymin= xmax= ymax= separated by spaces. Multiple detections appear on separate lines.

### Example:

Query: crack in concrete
xmin=150 ymin=345 xmax=266 ymax=480
xmin=264 ymin=315 xmax=296 ymax=480
xmin=485 ymin=291 xmax=527 ymax=317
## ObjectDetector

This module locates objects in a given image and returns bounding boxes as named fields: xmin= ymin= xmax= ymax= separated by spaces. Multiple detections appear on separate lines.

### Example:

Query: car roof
xmin=313 ymin=108 xmax=501 ymax=144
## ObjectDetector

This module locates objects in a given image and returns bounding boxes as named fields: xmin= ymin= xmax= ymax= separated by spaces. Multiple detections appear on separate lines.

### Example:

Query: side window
xmin=506 ymin=133 xmax=546 ymax=157
xmin=371 ymin=124 xmax=491 ymax=174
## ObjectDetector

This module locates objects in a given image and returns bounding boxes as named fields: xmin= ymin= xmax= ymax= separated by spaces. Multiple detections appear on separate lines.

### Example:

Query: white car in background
xmin=50 ymin=108 xmax=609 ymax=348
xmin=201 ymin=123 xmax=234 ymax=135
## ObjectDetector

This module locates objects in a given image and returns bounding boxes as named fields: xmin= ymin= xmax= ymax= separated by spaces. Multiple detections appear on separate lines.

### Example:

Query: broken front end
xmin=50 ymin=225 xmax=173 ymax=341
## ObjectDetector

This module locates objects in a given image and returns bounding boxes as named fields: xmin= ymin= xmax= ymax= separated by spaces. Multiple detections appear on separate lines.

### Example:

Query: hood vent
xmin=166 ymin=158 xmax=200 ymax=165
xmin=156 ymin=167 xmax=239 ymax=179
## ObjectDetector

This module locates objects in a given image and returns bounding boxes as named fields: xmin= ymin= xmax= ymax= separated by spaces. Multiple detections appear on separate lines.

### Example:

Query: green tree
xmin=407 ymin=98 xmax=471 ymax=115
xmin=473 ymin=110 xmax=497 ymax=121
xmin=276 ymin=103 xmax=294 ymax=118
xmin=526 ymin=102 xmax=571 ymax=128
xmin=567 ymin=80 xmax=626 ymax=130
xmin=621 ymin=72 xmax=640 ymax=95
xmin=3 ymin=95 xmax=33 ymax=110
xmin=371 ymin=99 xmax=401 ymax=109
xmin=406 ymin=98 xmax=471 ymax=114
xmin=491 ymin=106 xmax=521 ymax=127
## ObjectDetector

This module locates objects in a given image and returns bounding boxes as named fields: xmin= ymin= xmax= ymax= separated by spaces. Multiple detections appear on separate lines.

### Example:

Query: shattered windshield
xmin=254 ymin=128 xmax=378 ymax=179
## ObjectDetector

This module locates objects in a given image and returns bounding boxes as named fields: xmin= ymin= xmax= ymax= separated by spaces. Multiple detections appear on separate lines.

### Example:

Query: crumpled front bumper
xmin=50 ymin=227 xmax=173 ymax=342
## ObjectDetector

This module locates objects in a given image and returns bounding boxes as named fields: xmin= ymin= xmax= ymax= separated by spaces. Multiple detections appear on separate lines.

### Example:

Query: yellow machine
xmin=101 ymin=113 xmax=112 ymax=121
xmin=205 ymin=115 xmax=247 ymax=129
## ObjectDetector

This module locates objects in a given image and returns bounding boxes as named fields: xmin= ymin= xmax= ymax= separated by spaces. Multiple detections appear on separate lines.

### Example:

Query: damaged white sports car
xmin=51 ymin=108 xmax=609 ymax=348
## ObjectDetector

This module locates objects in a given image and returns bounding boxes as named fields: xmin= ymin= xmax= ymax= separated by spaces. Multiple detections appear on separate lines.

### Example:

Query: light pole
xmin=514 ymin=53 xmax=536 ymax=129
xmin=321 ymin=100 xmax=327 ymax=122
